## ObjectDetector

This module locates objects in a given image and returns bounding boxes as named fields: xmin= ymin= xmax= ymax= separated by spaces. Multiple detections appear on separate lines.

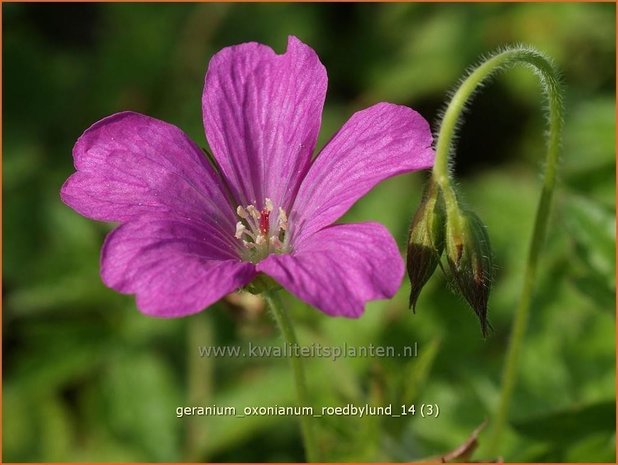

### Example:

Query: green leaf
xmin=199 ymin=366 xmax=295 ymax=457
xmin=562 ymin=194 xmax=616 ymax=310
xmin=103 ymin=350 xmax=182 ymax=461
xmin=563 ymin=98 xmax=616 ymax=177
xmin=7 ymin=272 xmax=114 ymax=316
xmin=38 ymin=395 xmax=75 ymax=461
xmin=511 ymin=400 xmax=615 ymax=443
xmin=3 ymin=387 xmax=36 ymax=461
xmin=401 ymin=337 xmax=442 ymax=405
xmin=570 ymin=272 xmax=616 ymax=311
xmin=8 ymin=323 xmax=107 ymax=396
xmin=564 ymin=432 xmax=616 ymax=462
xmin=564 ymin=195 xmax=615 ymax=275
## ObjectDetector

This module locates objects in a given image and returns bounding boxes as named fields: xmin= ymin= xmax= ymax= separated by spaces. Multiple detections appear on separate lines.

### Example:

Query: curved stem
xmin=265 ymin=291 xmax=320 ymax=462
xmin=432 ymin=47 xmax=564 ymax=457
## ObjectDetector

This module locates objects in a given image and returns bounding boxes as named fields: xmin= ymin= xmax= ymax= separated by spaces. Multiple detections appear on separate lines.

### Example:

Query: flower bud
xmin=407 ymin=181 xmax=446 ymax=311
xmin=445 ymin=209 xmax=493 ymax=336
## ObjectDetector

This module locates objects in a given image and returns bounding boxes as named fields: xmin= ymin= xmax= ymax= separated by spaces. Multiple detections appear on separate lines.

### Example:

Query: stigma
xmin=235 ymin=198 xmax=288 ymax=261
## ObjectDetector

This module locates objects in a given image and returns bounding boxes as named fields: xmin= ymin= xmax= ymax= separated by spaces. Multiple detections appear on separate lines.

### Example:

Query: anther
xmin=246 ymin=205 xmax=260 ymax=221
xmin=236 ymin=206 xmax=248 ymax=219
xmin=278 ymin=207 xmax=288 ymax=231
xmin=235 ymin=222 xmax=246 ymax=239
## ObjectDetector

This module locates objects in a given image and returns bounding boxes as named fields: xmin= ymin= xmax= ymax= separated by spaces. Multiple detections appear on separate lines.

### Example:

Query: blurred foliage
xmin=3 ymin=3 xmax=615 ymax=462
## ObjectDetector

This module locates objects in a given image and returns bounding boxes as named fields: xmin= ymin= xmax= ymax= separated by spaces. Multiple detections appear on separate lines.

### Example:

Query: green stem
xmin=265 ymin=291 xmax=320 ymax=462
xmin=432 ymin=46 xmax=564 ymax=457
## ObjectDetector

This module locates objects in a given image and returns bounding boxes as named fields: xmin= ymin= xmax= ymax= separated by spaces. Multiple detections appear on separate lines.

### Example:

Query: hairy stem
xmin=432 ymin=46 xmax=564 ymax=457
xmin=265 ymin=291 xmax=320 ymax=462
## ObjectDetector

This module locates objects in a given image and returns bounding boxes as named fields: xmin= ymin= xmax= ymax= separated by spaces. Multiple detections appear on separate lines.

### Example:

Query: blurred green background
xmin=3 ymin=2 xmax=616 ymax=462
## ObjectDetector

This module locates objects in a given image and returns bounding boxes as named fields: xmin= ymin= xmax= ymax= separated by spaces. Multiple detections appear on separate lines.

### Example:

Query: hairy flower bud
xmin=407 ymin=181 xmax=446 ymax=311
xmin=445 ymin=209 xmax=493 ymax=336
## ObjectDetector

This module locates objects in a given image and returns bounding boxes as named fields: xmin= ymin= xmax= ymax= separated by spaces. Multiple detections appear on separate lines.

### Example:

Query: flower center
xmin=235 ymin=198 xmax=288 ymax=262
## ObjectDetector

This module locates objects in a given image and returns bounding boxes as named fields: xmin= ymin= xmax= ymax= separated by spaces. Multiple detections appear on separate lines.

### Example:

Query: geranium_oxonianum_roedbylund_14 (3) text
xmin=60 ymin=35 xmax=435 ymax=318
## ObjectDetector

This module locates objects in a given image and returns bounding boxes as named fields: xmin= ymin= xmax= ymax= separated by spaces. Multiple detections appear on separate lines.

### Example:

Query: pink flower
xmin=61 ymin=36 xmax=434 ymax=318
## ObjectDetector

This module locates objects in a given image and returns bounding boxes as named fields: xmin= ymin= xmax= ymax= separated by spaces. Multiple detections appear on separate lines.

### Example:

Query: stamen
xmin=236 ymin=206 xmax=248 ymax=219
xmin=235 ymin=222 xmax=246 ymax=239
xmin=246 ymin=205 xmax=260 ymax=221
xmin=234 ymin=199 xmax=290 ymax=259
xmin=278 ymin=207 xmax=288 ymax=231
xmin=265 ymin=198 xmax=274 ymax=212
xmin=235 ymin=221 xmax=257 ymax=241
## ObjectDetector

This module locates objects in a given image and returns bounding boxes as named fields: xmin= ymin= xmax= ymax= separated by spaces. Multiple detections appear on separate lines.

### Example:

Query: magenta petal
xmin=61 ymin=112 xmax=235 ymax=232
xmin=202 ymin=36 xmax=327 ymax=210
xmin=101 ymin=217 xmax=256 ymax=317
xmin=257 ymin=222 xmax=404 ymax=317
xmin=290 ymin=103 xmax=434 ymax=244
